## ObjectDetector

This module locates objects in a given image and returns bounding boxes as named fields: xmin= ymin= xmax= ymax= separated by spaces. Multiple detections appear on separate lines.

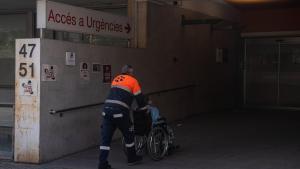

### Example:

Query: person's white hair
xmin=121 ymin=64 xmax=133 ymax=74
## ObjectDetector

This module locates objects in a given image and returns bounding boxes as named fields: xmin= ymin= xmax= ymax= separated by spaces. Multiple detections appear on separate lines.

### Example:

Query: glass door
xmin=244 ymin=39 xmax=279 ymax=106
xmin=279 ymin=40 xmax=300 ymax=107
xmin=244 ymin=37 xmax=300 ymax=108
xmin=0 ymin=14 xmax=28 ymax=159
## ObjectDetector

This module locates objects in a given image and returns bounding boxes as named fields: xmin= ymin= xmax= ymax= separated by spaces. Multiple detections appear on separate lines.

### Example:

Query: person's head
xmin=121 ymin=64 xmax=134 ymax=75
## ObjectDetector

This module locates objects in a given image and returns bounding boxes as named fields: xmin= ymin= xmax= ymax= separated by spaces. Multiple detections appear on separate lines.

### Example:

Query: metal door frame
xmin=243 ymin=37 xmax=300 ymax=110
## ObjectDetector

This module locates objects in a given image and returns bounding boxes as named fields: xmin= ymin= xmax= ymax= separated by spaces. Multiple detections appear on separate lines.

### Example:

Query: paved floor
xmin=1 ymin=111 xmax=300 ymax=169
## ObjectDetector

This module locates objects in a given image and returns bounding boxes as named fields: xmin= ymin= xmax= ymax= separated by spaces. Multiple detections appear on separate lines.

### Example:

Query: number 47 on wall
xmin=19 ymin=44 xmax=36 ymax=58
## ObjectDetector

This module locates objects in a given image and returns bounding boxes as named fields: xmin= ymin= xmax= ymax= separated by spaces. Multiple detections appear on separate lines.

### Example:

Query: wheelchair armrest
xmin=157 ymin=117 xmax=167 ymax=123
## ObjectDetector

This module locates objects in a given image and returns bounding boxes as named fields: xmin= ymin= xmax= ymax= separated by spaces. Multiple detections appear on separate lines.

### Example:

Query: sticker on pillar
xmin=103 ymin=65 xmax=112 ymax=83
xmin=92 ymin=63 xmax=101 ymax=73
xmin=66 ymin=52 xmax=76 ymax=66
xmin=19 ymin=79 xmax=37 ymax=96
xmin=80 ymin=62 xmax=90 ymax=80
xmin=42 ymin=64 xmax=57 ymax=81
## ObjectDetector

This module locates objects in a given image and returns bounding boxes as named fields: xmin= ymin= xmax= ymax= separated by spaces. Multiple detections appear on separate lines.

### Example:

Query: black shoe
xmin=128 ymin=155 xmax=143 ymax=166
xmin=98 ymin=162 xmax=112 ymax=169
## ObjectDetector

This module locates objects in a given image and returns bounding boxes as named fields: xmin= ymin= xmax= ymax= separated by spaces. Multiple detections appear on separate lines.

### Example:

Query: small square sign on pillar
xmin=103 ymin=65 xmax=112 ymax=83
xmin=92 ymin=63 xmax=101 ymax=73
xmin=65 ymin=52 xmax=76 ymax=66
xmin=42 ymin=64 xmax=57 ymax=81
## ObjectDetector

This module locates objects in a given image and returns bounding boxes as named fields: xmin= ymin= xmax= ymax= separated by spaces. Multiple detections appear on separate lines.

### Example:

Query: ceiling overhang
xmin=0 ymin=0 xmax=128 ymax=13
xmin=224 ymin=0 xmax=300 ymax=9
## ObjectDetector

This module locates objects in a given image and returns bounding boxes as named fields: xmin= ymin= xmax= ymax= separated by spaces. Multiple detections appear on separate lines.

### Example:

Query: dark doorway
xmin=244 ymin=37 xmax=300 ymax=108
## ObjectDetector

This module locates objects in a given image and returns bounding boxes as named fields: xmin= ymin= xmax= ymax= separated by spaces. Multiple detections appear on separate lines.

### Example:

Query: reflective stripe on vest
xmin=113 ymin=114 xmax=123 ymax=118
xmin=105 ymin=99 xmax=130 ymax=109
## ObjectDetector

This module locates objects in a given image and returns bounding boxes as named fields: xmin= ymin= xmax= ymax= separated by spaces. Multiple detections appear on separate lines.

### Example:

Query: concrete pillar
xmin=128 ymin=0 xmax=148 ymax=48
xmin=15 ymin=39 xmax=41 ymax=163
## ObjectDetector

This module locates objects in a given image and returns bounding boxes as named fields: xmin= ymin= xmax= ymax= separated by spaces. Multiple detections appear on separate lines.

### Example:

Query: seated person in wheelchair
xmin=147 ymin=99 xmax=165 ymax=125
xmin=131 ymin=97 xmax=179 ymax=160
xmin=146 ymin=98 xmax=179 ymax=152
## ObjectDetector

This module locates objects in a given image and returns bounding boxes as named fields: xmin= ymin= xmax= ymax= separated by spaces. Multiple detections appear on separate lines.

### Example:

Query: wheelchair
xmin=122 ymin=110 xmax=176 ymax=161
xmin=147 ymin=117 xmax=175 ymax=160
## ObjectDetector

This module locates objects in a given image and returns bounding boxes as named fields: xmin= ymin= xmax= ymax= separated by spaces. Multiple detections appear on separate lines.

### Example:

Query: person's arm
xmin=133 ymin=80 xmax=147 ymax=111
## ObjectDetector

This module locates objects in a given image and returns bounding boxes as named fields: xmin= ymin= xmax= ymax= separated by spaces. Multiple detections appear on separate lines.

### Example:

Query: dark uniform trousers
xmin=99 ymin=106 xmax=137 ymax=167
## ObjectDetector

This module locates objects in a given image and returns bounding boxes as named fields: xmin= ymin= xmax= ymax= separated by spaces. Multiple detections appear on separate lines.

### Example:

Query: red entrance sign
xmin=37 ymin=0 xmax=133 ymax=39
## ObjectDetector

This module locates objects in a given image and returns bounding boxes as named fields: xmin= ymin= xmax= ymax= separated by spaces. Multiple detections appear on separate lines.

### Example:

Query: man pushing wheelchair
xmin=99 ymin=65 xmax=179 ymax=169
xmin=98 ymin=65 xmax=147 ymax=169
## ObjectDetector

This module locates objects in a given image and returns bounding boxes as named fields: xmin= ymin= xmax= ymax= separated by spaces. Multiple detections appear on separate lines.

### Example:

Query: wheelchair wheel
xmin=122 ymin=135 xmax=147 ymax=156
xmin=167 ymin=125 xmax=175 ymax=145
xmin=135 ymin=135 xmax=147 ymax=155
xmin=147 ymin=126 xmax=169 ymax=161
